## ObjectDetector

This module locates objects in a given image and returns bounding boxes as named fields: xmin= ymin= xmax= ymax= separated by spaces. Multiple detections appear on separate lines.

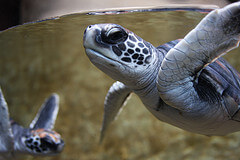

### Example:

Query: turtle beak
xmin=83 ymin=24 xmax=116 ymax=59
xmin=83 ymin=24 xmax=117 ymax=49
xmin=83 ymin=25 xmax=96 ymax=49
xmin=56 ymin=139 xmax=65 ymax=153
xmin=83 ymin=25 xmax=94 ymax=42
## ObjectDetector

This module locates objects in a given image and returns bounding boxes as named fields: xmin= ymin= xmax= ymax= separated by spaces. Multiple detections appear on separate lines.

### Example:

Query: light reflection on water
xmin=0 ymin=9 xmax=240 ymax=160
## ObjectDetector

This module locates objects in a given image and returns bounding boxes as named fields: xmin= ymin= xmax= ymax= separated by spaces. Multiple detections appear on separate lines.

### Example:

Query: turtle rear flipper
xmin=30 ymin=94 xmax=59 ymax=130
xmin=101 ymin=81 xmax=132 ymax=143
xmin=0 ymin=88 xmax=14 ymax=153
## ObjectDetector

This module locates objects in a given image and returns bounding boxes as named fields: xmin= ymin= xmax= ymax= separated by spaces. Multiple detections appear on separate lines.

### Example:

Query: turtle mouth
xmin=85 ymin=48 xmax=113 ymax=60
xmin=85 ymin=48 xmax=127 ymax=67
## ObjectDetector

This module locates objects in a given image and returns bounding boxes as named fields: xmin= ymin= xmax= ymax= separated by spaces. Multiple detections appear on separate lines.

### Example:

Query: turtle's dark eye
xmin=102 ymin=27 xmax=128 ymax=44
xmin=40 ymin=137 xmax=57 ymax=151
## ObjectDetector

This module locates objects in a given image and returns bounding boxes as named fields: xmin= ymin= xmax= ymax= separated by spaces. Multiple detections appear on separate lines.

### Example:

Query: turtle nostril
xmin=84 ymin=25 xmax=92 ymax=34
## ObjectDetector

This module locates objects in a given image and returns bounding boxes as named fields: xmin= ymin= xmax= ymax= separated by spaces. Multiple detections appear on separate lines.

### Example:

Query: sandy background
xmin=1 ymin=1 xmax=240 ymax=160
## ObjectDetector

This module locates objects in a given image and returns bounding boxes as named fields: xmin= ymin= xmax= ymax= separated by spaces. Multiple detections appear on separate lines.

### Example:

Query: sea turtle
xmin=83 ymin=2 xmax=240 ymax=142
xmin=0 ymin=87 xmax=64 ymax=159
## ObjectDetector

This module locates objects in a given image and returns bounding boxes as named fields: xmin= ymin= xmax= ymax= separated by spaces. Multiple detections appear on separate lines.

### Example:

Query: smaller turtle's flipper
xmin=100 ymin=81 xmax=132 ymax=143
xmin=30 ymin=94 xmax=59 ymax=130
xmin=0 ymin=87 xmax=14 ymax=153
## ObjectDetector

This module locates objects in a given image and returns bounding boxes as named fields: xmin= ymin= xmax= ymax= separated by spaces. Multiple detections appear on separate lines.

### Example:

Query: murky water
xmin=0 ymin=9 xmax=240 ymax=160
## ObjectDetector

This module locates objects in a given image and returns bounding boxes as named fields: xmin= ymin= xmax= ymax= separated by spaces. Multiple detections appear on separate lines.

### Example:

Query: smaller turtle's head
xmin=22 ymin=129 xmax=64 ymax=155
xmin=83 ymin=24 xmax=157 ymax=86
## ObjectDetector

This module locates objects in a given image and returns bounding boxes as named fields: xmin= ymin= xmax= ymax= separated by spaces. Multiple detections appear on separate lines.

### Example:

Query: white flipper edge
xmin=100 ymin=81 xmax=132 ymax=143
xmin=0 ymin=87 xmax=14 ymax=153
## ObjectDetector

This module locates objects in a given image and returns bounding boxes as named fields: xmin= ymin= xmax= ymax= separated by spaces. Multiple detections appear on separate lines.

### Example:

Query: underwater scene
xmin=1 ymin=7 xmax=240 ymax=160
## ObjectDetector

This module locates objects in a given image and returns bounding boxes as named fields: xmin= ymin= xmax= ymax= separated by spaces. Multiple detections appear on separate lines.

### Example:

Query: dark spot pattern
xmin=40 ymin=143 xmax=48 ymax=151
xmin=30 ymin=145 xmax=34 ymax=150
xmin=25 ymin=136 xmax=44 ymax=153
xmin=35 ymin=148 xmax=41 ymax=153
xmin=132 ymin=54 xmax=139 ymax=59
xmin=135 ymin=48 xmax=140 ymax=52
xmin=138 ymin=43 xmax=144 ymax=48
xmin=115 ymin=33 xmax=153 ymax=66
xmin=129 ymin=35 xmax=137 ymax=42
xmin=143 ymin=48 xmax=148 ymax=54
xmin=27 ymin=138 xmax=33 ymax=143
xmin=138 ymin=56 xmax=144 ymax=61
xmin=112 ymin=46 xmax=122 ymax=56
xmin=127 ymin=49 xmax=134 ymax=54
xmin=121 ymin=57 xmax=132 ymax=62
xmin=118 ymin=43 xmax=126 ymax=51
xmin=127 ymin=41 xmax=135 ymax=48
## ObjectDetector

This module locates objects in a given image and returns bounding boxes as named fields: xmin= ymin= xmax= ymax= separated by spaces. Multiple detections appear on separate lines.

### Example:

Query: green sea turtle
xmin=0 ymin=87 xmax=64 ymax=159
xmin=83 ymin=2 xmax=240 ymax=141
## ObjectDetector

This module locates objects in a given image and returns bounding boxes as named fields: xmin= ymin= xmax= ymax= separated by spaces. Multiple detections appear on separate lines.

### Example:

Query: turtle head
xmin=22 ymin=129 xmax=64 ymax=155
xmin=83 ymin=24 xmax=158 ymax=86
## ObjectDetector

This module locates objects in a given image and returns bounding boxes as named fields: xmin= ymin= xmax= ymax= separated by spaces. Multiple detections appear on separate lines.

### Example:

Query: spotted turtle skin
xmin=0 ymin=87 xmax=64 ymax=159
xmin=110 ymin=31 xmax=153 ymax=65
xmin=83 ymin=2 xmax=240 ymax=142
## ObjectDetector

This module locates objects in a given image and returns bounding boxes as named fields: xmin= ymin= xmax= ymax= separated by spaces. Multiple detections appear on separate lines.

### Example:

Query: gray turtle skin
xmin=84 ymin=2 xmax=240 ymax=141
xmin=0 ymin=87 xmax=64 ymax=159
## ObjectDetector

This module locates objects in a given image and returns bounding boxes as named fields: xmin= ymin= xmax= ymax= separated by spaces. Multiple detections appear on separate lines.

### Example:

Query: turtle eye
xmin=102 ymin=27 xmax=128 ymax=44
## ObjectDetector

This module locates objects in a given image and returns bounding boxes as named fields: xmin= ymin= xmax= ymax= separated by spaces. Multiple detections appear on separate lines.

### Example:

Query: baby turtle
xmin=0 ymin=87 xmax=64 ymax=159
xmin=84 ymin=2 xmax=240 ymax=142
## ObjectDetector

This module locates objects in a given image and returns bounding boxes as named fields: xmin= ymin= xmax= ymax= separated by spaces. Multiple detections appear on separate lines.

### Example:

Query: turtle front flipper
xmin=157 ymin=2 xmax=240 ymax=111
xmin=100 ymin=81 xmax=132 ymax=143
xmin=20 ymin=94 xmax=64 ymax=155
xmin=30 ymin=94 xmax=59 ymax=130
xmin=0 ymin=87 xmax=14 ymax=154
